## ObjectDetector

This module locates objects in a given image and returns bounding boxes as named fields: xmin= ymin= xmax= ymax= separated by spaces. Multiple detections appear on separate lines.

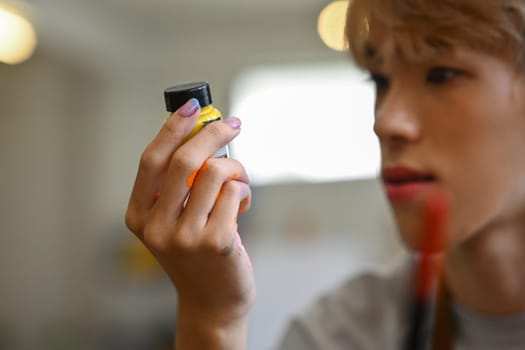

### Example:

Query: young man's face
xmin=369 ymin=44 xmax=525 ymax=251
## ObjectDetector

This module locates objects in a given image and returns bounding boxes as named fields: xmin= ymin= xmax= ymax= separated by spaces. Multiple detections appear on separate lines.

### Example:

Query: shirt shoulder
xmin=276 ymin=256 xmax=412 ymax=350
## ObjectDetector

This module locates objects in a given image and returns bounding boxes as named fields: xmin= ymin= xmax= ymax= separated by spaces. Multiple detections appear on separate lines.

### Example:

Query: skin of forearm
xmin=174 ymin=308 xmax=248 ymax=350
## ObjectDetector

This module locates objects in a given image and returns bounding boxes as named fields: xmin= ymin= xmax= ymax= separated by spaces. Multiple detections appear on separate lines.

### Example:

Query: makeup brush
xmin=403 ymin=192 xmax=449 ymax=350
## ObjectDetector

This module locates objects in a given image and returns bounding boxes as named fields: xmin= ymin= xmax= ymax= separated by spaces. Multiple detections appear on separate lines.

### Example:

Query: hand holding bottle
xmin=125 ymin=86 xmax=254 ymax=349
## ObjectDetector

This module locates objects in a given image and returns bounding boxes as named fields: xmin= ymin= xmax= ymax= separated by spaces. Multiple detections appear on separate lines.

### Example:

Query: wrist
xmin=175 ymin=306 xmax=248 ymax=350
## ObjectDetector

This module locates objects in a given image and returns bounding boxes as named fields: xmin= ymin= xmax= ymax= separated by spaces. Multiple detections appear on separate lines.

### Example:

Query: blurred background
xmin=0 ymin=0 xmax=406 ymax=349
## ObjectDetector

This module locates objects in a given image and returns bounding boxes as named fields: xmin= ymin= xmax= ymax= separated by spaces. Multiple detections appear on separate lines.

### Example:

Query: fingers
xmin=126 ymin=90 xmax=245 ymax=250
xmin=155 ymin=118 xmax=242 ymax=220
xmin=125 ymin=97 xmax=255 ymax=323
xmin=126 ymin=99 xmax=201 ymax=235
xmin=204 ymin=180 xmax=251 ymax=256
xmin=182 ymin=158 xmax=250 ymax=230
xmin=144 ymin=158 xmax=250 ymax=256
xmin=207 ymin=180 xmax=251 ymax=231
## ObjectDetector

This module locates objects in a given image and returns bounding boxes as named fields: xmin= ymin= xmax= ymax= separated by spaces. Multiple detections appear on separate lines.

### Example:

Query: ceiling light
xmin=318 ymin=0 xmax=350 ymax=52
xmin=0 ymin=3 xmax=37 ymax=64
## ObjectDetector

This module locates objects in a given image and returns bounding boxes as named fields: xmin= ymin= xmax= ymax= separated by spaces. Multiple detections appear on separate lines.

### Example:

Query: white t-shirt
xmin=276 ymin=258 xmax=525 ymax=350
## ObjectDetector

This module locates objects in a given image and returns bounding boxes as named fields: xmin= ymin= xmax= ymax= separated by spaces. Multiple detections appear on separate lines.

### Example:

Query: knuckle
xmin=238 ymin=162 xmax=250 ymax=181
xmin=139 ymin=147 xmax=165 ymax=172
xmin=142 ymin=222 xmax=170 ymax=253
xmin=169 ymin=226 xmax=195 ymax=251
xmin=159 ymin=221 xmax=199 ymax=253
xmin=232 ymin=158 xmax=245 ymax=170
xmin=170 ymin=148 xmax=198 ymax=172
xmin=125 ymin=208 xmax=143 ymax=234
xmin=203 ymin=121 xmax=226 ymax=140
xmin=222 ymin=180 xmax=241 ymax=197
xmin=203 ymin=158 xmax=228 ymax=178
xmin=228 ymin=159 xmax=250 ymax=183
xmin=201 ymin=233 xmax=230 ymax=255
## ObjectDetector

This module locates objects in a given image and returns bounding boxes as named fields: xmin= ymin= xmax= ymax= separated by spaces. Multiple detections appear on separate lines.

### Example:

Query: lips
xmin=381 ymin=166 xmax=435 ymax=203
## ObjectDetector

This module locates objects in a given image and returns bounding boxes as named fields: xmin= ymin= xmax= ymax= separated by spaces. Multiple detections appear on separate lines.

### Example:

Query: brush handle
xmin=404 ymin=299 xmax=436 ymax=350
xmin=403 ymin=191 xmax=450 ymax=350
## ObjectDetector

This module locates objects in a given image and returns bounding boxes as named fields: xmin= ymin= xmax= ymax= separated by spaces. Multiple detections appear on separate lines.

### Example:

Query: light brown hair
xmin=346 ymin=0 xmax=525 ymax=70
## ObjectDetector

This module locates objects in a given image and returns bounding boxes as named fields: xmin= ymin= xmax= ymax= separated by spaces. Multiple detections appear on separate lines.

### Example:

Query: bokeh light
xmin=318 ymin=0 xmax=349 ymax=52
xmin=0 ymin=4 xmax=37 ymax=64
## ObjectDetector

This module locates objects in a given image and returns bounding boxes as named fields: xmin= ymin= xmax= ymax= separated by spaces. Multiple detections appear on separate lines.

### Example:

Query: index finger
xmin=126 ymin=99 xmax=201 ymax=232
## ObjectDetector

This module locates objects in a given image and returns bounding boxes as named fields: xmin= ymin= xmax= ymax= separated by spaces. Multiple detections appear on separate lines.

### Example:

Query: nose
xmin=373 ymin=86 xmax=421 ymax=144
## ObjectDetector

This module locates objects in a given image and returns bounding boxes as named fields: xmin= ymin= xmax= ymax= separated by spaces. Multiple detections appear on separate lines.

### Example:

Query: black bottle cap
xmin=164 ymin=81 xmax=212 ymax=112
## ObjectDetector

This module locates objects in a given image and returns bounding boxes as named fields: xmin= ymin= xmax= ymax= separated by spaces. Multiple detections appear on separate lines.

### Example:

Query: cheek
xmin=447 ymin=179 xmax=500 ymax=244
xmin=444 ymin=138 xmax=525 ymax=245
xmin=427 ymin=100 xmax=525 ymax=243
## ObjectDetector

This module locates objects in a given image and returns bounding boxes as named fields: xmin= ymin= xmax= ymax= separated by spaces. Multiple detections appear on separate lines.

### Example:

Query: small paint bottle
xmin=164 ymin=81 xmax=229 ymax=158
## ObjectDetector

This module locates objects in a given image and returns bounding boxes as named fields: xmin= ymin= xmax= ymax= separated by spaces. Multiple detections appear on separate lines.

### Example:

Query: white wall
xmin=0 ymin=51 xmax=107 ymax=348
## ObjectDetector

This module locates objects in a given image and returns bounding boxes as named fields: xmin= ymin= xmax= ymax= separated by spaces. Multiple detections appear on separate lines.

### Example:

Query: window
xmin=229 ymin=62 xmax=379 ymax=184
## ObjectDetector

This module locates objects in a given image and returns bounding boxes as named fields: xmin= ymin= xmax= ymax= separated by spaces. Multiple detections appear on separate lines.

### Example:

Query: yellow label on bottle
xmin=187 ymin=105 xmax=222 ymax=139
xmin=186 ymin=105 xmax=229 ymax=158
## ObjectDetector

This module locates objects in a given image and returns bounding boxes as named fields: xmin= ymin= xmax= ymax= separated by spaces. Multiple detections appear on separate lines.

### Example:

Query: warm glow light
xmin=0 ymin=4 xmax=37 ymax=64
xmin=318 ymin=0 xmax=350 ymax=52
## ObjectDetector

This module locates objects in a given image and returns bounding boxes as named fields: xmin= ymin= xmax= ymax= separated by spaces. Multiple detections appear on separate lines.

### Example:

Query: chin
xmin=393 ymin=213 xmax=424 ymax=251
xmin=395 ymin=207 xmax=460 ymax=254
xmin=397 ymin=227 xmax=425 ymax=253
xmin=393 ymin=207 xmax=446 ymax=253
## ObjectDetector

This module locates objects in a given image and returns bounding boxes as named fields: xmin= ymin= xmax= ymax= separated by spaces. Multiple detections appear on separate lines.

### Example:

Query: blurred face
xmin=369 ymin=43 xmax=525 ymax=251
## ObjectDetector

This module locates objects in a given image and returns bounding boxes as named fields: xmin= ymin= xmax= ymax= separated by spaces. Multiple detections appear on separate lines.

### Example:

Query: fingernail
xmin=239 ymin=183 xmax=250 ymax=199
xmin=239 ymin=198 xmax=250 ymax=213
xmin=238 ymin=183 xmax=251 ymax=213
xmin=224 ymin=117 xmax=241 ymax=129
xmin=179 ymin=98 xmax=200 ymax=118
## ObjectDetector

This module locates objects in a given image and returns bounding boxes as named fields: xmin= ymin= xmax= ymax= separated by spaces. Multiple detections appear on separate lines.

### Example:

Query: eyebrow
xmin=361 ymin=36 xmax=451 ymax=70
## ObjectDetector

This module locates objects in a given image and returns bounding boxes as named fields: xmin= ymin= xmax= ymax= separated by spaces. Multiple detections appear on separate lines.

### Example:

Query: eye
xmin=368 ymin=73 xmax=390 ymax=93
xmin=426 ymin=67 xmax=461 ymax=84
